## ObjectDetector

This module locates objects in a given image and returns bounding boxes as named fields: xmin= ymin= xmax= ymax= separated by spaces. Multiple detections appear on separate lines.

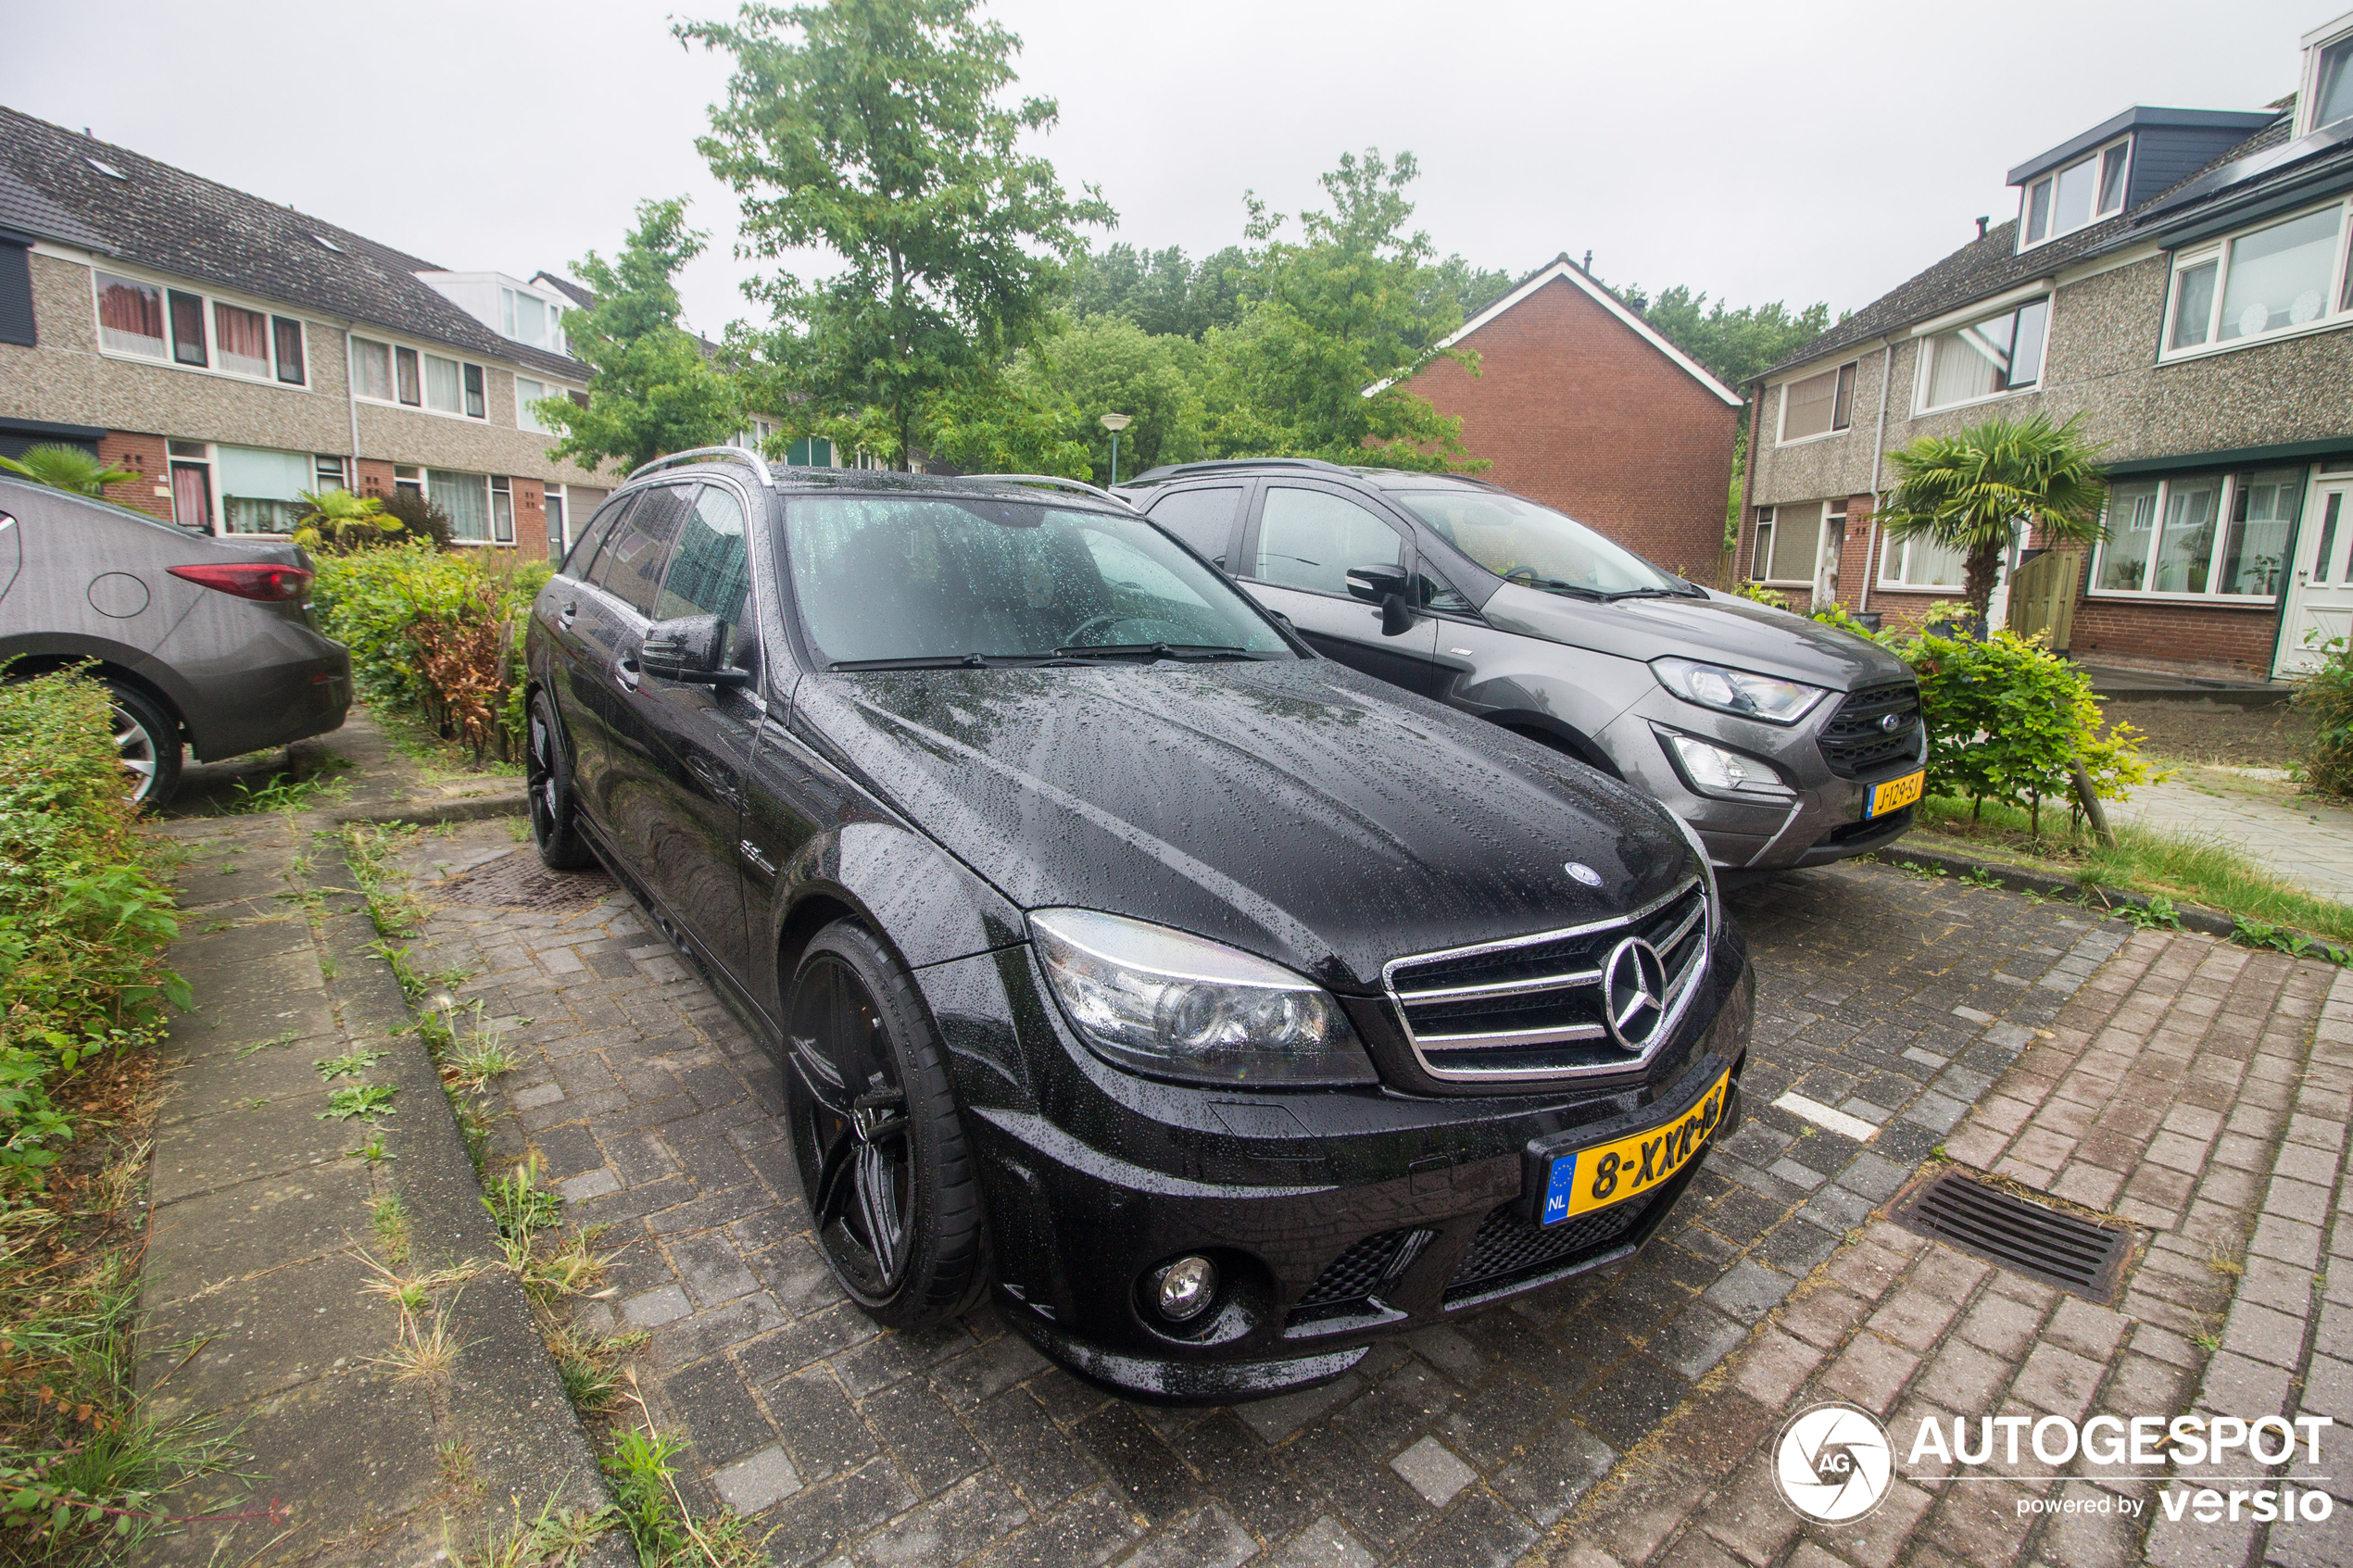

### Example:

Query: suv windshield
xmin=786 ymin=495 xmax=1296 ymax=667
xmin=1394 ymin=489 xmax=1688 ymax=597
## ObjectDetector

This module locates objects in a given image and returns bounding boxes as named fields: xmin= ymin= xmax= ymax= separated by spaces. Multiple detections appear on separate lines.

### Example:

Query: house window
xmin=214 ymin=303 xmax=270 ymax=379
xmin=2090 ymin=469 xmax=2305 ymax=599
xmin=1918 ymin=297 xmax=2049 ymax=410
xmin=95 ymin=273 xmax=166 ymax=358
xmin=1779 ymin=362 xmax=1856 ymax=443
xmin=1751 ymin=501 xmax=1824 ymax=586
xmin=396 ymin=346 xmax=422 ymax=406
xmin=516 ymin=377 xmax=574 ymax=434
xmin=168 ymin=290 xmax=206 ymax=367
xmin=431 ymin=470 xmax=492 ymax=544
xmin=394 ymin=463 xmax=422 ymax=499
xmin=168 ymin=440 xmax=213 ymax=533
xmin=500 ymin=286 xmax=565 ymax=353
xmin=217 ymin=445 xmax=311 ymax=536
xmin=354 ymin=336 xmax=486 ymax=418
xmin=2163 ymin=199 xmax=2351 ymax=358
xmin=490 ymin=476 xmax=516 ymax=545
xmin=315 ymin=455 xmax=346 ymax=492
xmin=2021 ymin=139 xmax=2131 ymax=248
xmin=2305 ymin=25 xmax=2353 ymax=134
xmin=1880 ymin=533 xmax=1969 ymax=591
xmin=786 ymin=436 xmax=834 ymax=467
xmin=272 ymin=317 xmax=306 ymax=384
xmin=353 ymin=337 xmax=394 ymax=401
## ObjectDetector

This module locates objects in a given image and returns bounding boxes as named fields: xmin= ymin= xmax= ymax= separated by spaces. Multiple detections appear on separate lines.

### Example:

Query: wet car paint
xmin=526 ymin=465 xmax=1753 ymax=1400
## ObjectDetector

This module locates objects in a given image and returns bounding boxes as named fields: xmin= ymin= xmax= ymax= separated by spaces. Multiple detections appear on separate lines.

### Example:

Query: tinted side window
xmin=593 ymin=485 xmax=691 ymax=617
xmin=1253 ymin=487 xmax=1403 ymax=596
xmin=563 ymin=493 xmax=633 ymax=579
xmin=1146 ymin=486 xmax=1243 ymax=563
xmin=654 ymin=485 xmax=751 ymax=625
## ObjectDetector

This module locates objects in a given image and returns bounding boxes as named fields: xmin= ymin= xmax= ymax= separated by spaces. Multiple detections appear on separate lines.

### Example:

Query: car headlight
xmin=1662 ymin=732 xmax=1795 ymax=801
xmin=1028 ymin=909 xmax=1376 ymax=1085
xmin=1652 ymin=658 xmax=1826 ymax=724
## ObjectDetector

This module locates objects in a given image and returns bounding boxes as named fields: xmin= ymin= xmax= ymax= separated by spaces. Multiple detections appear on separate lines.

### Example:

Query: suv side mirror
xmin=1344 ymin=564 xmax=1419 ymax=638
xmin=641 ymin=613 xmax=751 ymax=686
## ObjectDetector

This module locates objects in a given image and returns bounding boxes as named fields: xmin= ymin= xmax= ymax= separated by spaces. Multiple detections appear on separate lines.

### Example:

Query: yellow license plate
xmin=1869 ymin=770 xmax=1925 ymax=818
xmin=1541 ymin=1069 xmax=1731 ymax=1223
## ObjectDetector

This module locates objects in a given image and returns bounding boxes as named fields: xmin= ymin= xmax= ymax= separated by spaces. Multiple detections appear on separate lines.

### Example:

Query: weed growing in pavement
xmin=320 ymin=1083 xmax=399 ymax=1123
xmin=351 ymin=1129 xmax=395 ymax=1168
xmin=315 ymin=1047 xmax=388 ymax=1081
xmin=443 ymin=1036 xmax=521 ymax=1092
xmin=344 ymin=823 xmax=430 ymax=939
xmin=222 ymin=755 xmax=353 ymax=816
xmin=2208 ymin=1246 xmax=2246 ymax=1279
xmin=367 ymin=1298 xmax=472 ymax=1387
xmin=483 ymin=1156 xmax=560 ymax=1268
xmin=368 ymin=1193 xmax=411 ymax=1268
xmin=503 ymin=815 xmax=532 ymax=844
xmin=547 ymin=1326 xmax=647 ymax=1416
xmin=238 ymin=1097 xmax=269 ymax=1110
xmin=233 ymin=1029 xmax=299 ymax=1061
xmin=447 ymin=1493 xmax=615 ymax=1568
xmin=2117 ymin=896 xmax=2185 ymax=932
xmin=598 ymin=1379 xmax=769 ymax=1568
xmin=1898 ymin=860 xmax=1949 ymax=879
xmin=437 ymin=1439 xmax=485 ymax=1499
xmin=1957 ymin=867 xmax=2002 ymax=889
xmin=2232 ymin=916 xmax=2353 ymax=965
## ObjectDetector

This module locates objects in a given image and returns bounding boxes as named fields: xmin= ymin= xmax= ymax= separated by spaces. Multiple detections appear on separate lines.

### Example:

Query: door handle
xmin=560 ymin=599 xmax=578 ymax=623
xmin=612 ymin=654 xmax=640 ymax=692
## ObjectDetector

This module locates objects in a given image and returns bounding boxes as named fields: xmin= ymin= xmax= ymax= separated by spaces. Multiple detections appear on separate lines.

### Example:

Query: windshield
xmin=784 ymin=495 xmax=1296 ymax=666
xmin=1394 ymin=489 xmax=1685 ymax=596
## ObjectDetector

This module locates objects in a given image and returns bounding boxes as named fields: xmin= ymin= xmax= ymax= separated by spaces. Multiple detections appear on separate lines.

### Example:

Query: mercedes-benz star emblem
xmin=1601 ymin=936 xmax=1667 ymax=1048
xmin=1564 ymin=861 xmax=1603 ymax=887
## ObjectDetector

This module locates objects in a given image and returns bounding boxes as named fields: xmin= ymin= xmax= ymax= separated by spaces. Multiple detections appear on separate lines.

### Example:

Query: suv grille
xmin=1443 ymin=1196 xmax=1654 ymax=1302
xmin=1383 ymin=881 xmax=1708 ymax=1084
xmin=1818 ymin=683 xmax=1922 ymax=779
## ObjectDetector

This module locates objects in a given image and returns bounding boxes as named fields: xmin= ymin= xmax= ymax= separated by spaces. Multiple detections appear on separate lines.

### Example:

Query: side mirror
xmin=1345 ymin=563 xmax=1410 ymax=605
xmin=1379 ymin=594 xmax=1417 ymax=637
xmin=641 ymin=613 xmax=751 ymax=687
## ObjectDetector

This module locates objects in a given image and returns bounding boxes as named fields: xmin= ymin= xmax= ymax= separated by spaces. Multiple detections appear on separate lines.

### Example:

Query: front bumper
xmin=915 ymin=931 xmax=1754 ymax=1402
xmin=1596 ymin=687 xmax=1924 ymax=873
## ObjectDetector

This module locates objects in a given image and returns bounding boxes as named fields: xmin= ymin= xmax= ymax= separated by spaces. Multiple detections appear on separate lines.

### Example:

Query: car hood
xmin=1480 ymin=583 xmax=1911 ymax=691
xmin=794 ymin=659 xmax=1696 ymax=993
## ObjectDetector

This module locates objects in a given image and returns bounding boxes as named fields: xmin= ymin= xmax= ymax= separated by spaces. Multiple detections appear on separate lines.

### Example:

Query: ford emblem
xmin=1879 ymin=713 xmax=1902 ymax=732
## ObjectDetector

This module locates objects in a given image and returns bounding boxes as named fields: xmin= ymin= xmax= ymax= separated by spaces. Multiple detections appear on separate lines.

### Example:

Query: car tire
xmin=782 ymin=920 xmax=988 ymax=1330
xmin=526 ymin=690 xmax=598 ymax=871
xmin=107 ymin=683 xmax=182 ymax=809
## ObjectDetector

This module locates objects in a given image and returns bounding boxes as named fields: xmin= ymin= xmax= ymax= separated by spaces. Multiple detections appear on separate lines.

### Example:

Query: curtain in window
xmin=273 ymin=317 xmax=305 ymax=384
xmin=1894 ymin=534 xmax=1967 ymax=589
xmin=96 ymin=274 xmax=166 ymax=356
xmin=424 ymin=356 xmax=463 ymax=414
xmin=2097 ymin=483 xmax=2159 ymax=590
xmin=431 ymin=470 xmax=489 ymax=542
xmin=2152 ymin=479 xmax=2221 ymax=592
xmin=214 ymin=304 xmax=270 ymax=378
xmin=1926 ymin=324 xmax=2003 ymax=408
xmin=216 ymin=446 xmax=311 ymax=538
xmin=170 ymin=463 xmax=211 ymax=531
xmin=2218 ymin=468 xmax=2304 ymax=596
xmin=1781 ymin=370 xmax=1839 ymax=440
xmin=168 ymin=291 xmax=207 ymax=366
xmin=396 ymin=347 xmax=422 ymax=406
xmin=1767 ymin=502 xmax=1823 ymax=583
xmin=353 ymin=338 xmax=393 ymax=400
xmin=2219 ymin=207 xmax=2342 ymax=340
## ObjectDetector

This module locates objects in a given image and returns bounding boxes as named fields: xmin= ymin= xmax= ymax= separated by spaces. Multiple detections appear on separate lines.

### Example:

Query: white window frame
xmin=1911 ymin=295 xmax=2053 ymax=415
xmin=1773 ymin=361 xmax=1857 ymax=446
xmin=2158 ymin=194 xmax=2353 ymax=364
xmin=2019 ymin=135 xmax=2133 ymax=252
xmin=88 ymin=266 xmax=312 ymax=390
xmin=1749 ymin=503 xmax=1825 ymax=588
xmin=2085 ymin=469 xmax=2304 ymax=604
xmin=1878 ymin=533 xmax=1972 ymax=593
xmin=349 ymin=333 xmax=489 ymax=421
xmin=498 ymin=285 xmax=568 ymax=355
xmin=516 ymin=375 xmax=584 ymax=435
xmin=2298 ymin=11 xmax=2353 ymax=137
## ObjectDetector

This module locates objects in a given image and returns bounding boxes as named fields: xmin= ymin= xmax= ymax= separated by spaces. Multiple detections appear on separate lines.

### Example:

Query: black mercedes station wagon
xmin=524 ymin=451 xmax=1755 ymax=1400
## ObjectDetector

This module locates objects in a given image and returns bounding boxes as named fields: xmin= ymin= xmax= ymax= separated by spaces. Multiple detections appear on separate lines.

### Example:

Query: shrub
xmin=1905 ymin=627 xmax=2151 ymax=834
xmin=309 ymin=544 xmax=548 ymax=763
xmin=0 ymin=670 xmax=187 ymax=1186
xmin=375 ymin=488 xmax=458 ymax=551
xmin=2293 ymin=633 xmax=2353 ymax=799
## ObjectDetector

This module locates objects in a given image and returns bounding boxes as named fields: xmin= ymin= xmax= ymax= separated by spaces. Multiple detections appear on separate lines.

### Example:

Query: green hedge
xmin=0 ymin=671 xmax=187 ymax=1186
xmin=309 ymin=543 xmax=551 ymax=762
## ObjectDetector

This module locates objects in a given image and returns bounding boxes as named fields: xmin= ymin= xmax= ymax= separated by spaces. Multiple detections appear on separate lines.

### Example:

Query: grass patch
xmin=1912 ymin=793 xmax=2353 ymax=944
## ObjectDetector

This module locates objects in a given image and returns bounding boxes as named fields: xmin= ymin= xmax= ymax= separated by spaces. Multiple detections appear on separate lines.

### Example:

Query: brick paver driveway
xmin=402 ymin=831 xmax=2122 ymax=1568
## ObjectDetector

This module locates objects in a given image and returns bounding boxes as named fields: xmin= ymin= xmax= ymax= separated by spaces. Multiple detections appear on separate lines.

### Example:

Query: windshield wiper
xmin=1052 ymin=642 xmax=1265 ymax=661
xmin=1600 ymin=586 xmax=1688 ymax=600
xmin=828 ymin=653 xmax=1082 ymax=671
xmin=1504 ymin=571 xmax=1608 ymax=601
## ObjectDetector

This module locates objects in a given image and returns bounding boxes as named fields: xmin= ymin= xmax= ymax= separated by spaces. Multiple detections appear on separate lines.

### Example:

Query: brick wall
xmin=510 ymin=477 xmax=547 ymax=560
xmin=2070 ymin=596 xmax=2281 ymax=676
xmin=97 ymin=431 xmax=171 ymax=521
xmin=1407 ymin=275 xmax=1740 ymax=582
xmin=355 ymin=458 xmax=397 ymax=499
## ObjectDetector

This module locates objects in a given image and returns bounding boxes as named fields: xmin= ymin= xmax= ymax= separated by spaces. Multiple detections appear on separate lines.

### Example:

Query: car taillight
xmin=167 ymin=562 xmax=313 ymax=601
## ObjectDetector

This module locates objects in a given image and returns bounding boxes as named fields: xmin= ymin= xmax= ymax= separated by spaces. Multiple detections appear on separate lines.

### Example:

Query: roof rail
xmin=963 ymin=473 xmax=1133 ymax=508
xmin=1125 ymin=457 xmax=1356 ymax=486
xmin=627 ymin=445 xmax=776 ymax=487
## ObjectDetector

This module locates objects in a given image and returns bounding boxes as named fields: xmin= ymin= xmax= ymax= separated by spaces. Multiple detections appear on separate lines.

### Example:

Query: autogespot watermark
xmin=1772 ymin=1403 xmax=2338 ymax=1528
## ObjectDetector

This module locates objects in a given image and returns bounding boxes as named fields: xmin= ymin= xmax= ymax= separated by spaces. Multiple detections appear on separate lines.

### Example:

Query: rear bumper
xmin=189 ymin=646 xmax=350 ymax=759
xmin=934 ymin=945 xmax=1755 ymax=1402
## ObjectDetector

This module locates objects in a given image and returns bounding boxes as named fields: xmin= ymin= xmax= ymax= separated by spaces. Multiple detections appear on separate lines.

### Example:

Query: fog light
xmin=1665 ymin=733 xmax=1793 ymax=798
xmin=1154 ymin=1256 xmax=1217 ymax=1322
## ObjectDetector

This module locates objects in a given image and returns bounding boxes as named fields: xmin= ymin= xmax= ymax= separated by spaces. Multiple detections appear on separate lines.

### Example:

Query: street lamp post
xmin=1100 ymin=412 xmax=1132 ymax=488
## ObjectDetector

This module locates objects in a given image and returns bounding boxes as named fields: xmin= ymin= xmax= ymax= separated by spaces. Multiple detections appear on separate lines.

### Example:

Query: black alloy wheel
xmin=526 ymin=690 xmax=597 ymax=870
xmin=784 ymin=922 xmax=986 ymax=1327
xmin=107 ymin=683 xmax=182 ymax=809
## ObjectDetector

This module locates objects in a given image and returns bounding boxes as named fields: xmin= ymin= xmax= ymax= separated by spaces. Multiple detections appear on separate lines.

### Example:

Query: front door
xmin=2277 ymin=481 xmax=2353 ymax=675
xmin=1239 ymin=483 xmax=1438 ymax=693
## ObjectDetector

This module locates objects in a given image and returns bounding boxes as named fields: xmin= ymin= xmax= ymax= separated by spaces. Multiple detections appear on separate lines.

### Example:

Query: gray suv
xmin=1118 ymin=459 xmax=1922 ymax=877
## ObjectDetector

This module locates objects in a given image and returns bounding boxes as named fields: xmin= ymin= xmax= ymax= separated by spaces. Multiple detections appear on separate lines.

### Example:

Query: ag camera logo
xmin=1776 ymin=1402 xmax=1894 ymax=1524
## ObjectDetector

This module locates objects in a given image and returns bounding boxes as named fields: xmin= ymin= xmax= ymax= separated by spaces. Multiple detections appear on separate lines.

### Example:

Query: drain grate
xmin=1894 ymin=1171 xmax=2131 ymax=1301
xmin=436 ymin=852 xmax=616 ymax=912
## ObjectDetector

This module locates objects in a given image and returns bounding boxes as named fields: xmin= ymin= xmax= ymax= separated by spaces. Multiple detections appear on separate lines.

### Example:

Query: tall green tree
xmin=681 ymin=0 xmax=1114 ymax=469
xmin=1878 ymin=412 xmax=2109 ymax=622
xmin=1200 ymin=148 xmax=1482 ymax=471
xmin=534 ymin=198 xmax=742 ymax=473
xmin=1606 ymin=282 xmax=1833 ymax=394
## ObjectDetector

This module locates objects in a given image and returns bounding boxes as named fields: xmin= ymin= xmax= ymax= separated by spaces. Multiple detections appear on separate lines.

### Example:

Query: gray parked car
xmin=1118 ymin=459 xmax=1923 ymax=877
xmin=0 ymin=475 xmax=350 ymax=805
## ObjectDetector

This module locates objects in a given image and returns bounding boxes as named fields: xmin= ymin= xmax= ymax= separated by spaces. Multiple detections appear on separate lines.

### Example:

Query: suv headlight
xmin=1652 ymin=658 xmax=1826 ymax=724
xmin=1029 ymin=909 xmax=1376 ymax=1085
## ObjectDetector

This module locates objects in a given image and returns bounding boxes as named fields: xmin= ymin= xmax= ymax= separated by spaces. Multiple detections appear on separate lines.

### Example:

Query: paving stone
xmin=711 ymin=1444 xmax=800 ymax=1515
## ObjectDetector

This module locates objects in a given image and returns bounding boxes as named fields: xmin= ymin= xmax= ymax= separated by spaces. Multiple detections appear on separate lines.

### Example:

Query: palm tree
xmin=1878 ymin=412 xmax=2108 ymax=627
xmin=293 ymin=487 xmax=401 ymax=552
xmin=0 ymin=443 xmax=135 ymax=495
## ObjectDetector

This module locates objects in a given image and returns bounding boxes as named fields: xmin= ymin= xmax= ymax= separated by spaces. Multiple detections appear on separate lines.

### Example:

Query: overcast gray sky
xmin=4 ymin=0 xmax=2334 ymax=339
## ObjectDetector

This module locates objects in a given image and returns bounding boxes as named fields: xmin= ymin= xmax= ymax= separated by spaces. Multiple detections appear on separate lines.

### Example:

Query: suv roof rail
xmin=628 ymin=445 xmax=776 ymax=487
xmin=1126 ymin=457 xmax=1356 ymax=486
xmin=963 ymin=473 xmax=1134 ymax=508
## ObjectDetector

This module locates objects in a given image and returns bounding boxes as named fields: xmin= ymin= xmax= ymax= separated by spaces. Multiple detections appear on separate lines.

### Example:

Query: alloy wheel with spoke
xmin=791 ymin=956 xmax=915 ymax=1297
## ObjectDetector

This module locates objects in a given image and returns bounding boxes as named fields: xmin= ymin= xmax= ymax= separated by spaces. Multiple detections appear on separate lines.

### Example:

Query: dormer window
xmin=2304 ymin=14 xmax=2353 ymax=134
xmin=499 ymin=286 xmax=566 ymax=354
xmin=2022 ymin=137 xmax=2130 ymax=247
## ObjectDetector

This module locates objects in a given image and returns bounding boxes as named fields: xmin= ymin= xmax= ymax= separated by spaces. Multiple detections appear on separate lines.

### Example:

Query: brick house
xmin=1737 ymin=13 xmax=2353 ymax=683
xmin=1403 ymin=255 xmax=1744 ymax=580
xmin=0 ymin=106 xmax=618 ymax=558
